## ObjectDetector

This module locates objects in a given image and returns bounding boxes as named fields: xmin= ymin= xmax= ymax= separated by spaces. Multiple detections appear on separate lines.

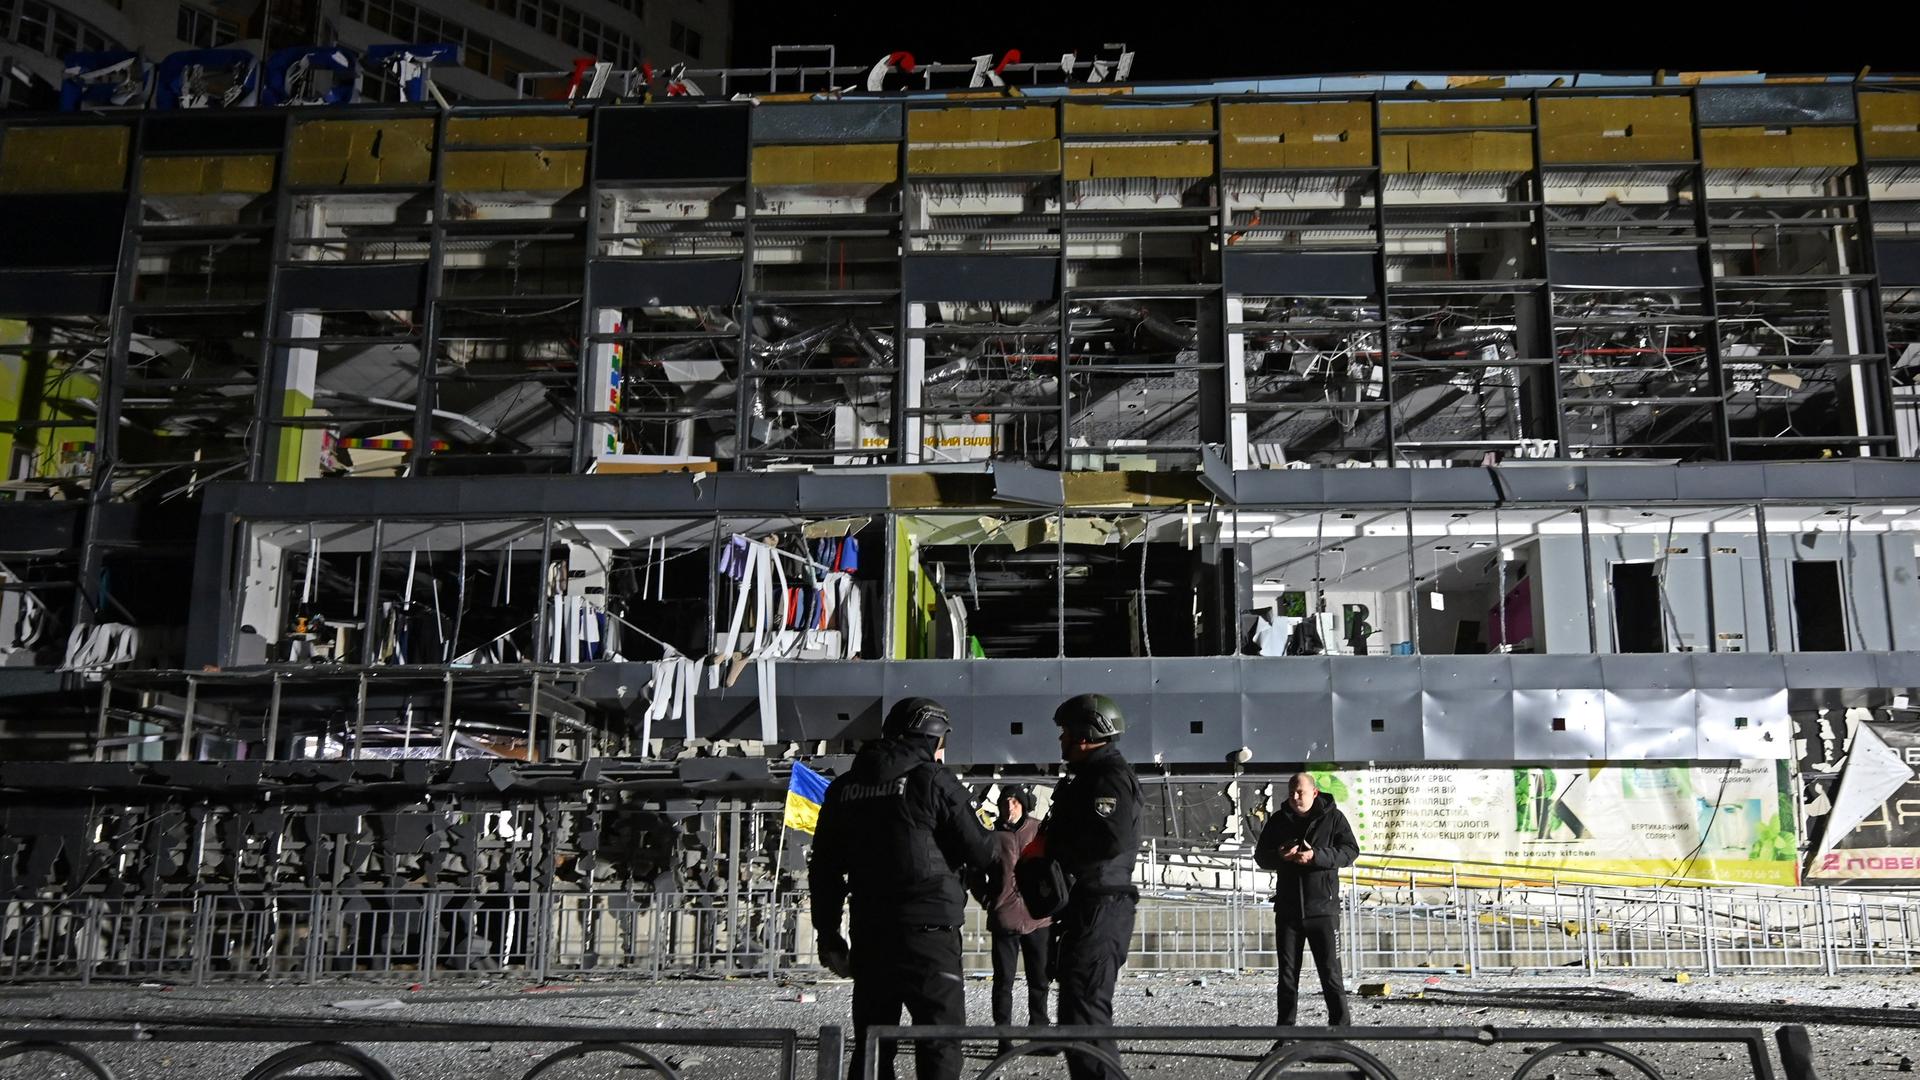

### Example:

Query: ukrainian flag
xmin=785 ymin=761 xmax=830 ymax=834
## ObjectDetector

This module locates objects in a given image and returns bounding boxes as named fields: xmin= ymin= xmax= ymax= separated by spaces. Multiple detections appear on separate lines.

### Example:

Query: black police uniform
xmin=1254 ymin=790 xmax=1359 ymax=1026
xmin=810 ymin=735 xmax=995 ymax=1080
xmin=1044 ymin=742 xmax=1142 ymax=1080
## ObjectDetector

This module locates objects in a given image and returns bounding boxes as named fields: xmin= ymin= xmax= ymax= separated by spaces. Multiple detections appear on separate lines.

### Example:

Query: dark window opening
xmin=1791 ymin=560 xmax=1847 ymax=651
xmin=1611 ymin=562 xmax=1666 ymax=653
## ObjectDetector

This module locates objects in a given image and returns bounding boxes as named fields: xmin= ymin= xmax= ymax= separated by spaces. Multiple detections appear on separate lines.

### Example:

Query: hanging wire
xmin=966 ymin=541 xmax=979 ymax=610
xmin=1654 ymin=514 xmax=1686 ymax=652
xmin=1841 ymin=511 xmax=1863 ymax=649
xmin=450 ymin=523 xmax=467 ymax=665
xmin=1137 ymin=528 xmax=1152 ymax=658
xmin=1313 ymin=513 xmax=1326 ymax=615
xmin=1494 ymin=505 xmax=1507 ymax=652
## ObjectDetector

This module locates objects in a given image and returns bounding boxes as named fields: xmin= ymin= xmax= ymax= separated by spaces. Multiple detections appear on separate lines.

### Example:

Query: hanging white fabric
xmin=753 ymin=540 xmax=773 ymax=654
xmin=756 ymin=657 xmax=778 ymax=743
xmin=945 ymin=595 xmax=968 ymax=659
xmin=301 ymin=536 xmax=319 ymax=608
xmin=642 ymin=658 xmax=670 ymax=754
xmin=770 ymin=541 xmax=790 ymax=640
xmin=641 ymin=654 xmax=705 ymax=752
xmin=62 ymin=623 xmax=139 ymax=670
xmin=582 ymin=598 xmax=602 ymax=657
xmin=500 ymin=542 xmax=513 ymax=605
xmin=823 ymin=572 xmax=862 ymax=659
xmin=847 ymin=581 xmax=863 ymax=658
xmin=681 ymin=655 xmax=702 ymax=742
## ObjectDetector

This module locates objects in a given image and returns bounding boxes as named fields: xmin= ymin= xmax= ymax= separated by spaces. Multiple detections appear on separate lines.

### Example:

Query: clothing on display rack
xmin=718 ymin=534 xmax=864 ymax=662
xmin=813 ymin=536 xmax=860 ymax=574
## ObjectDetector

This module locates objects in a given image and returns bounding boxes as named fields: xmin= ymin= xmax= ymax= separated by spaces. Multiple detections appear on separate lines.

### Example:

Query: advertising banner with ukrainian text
xmin=1801 ymin=717 xmax=1920 ymax=883
xmin=1301 ymin=762 xmax=1797 ymax=887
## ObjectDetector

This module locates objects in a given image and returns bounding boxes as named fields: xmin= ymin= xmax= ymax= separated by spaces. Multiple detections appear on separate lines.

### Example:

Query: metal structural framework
xmin=1 ymin=71 xmax=1920 ymax=949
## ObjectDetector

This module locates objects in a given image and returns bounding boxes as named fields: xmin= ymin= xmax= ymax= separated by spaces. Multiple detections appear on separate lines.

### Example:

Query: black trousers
xmin=1275 ymin=914 xmax=1350 ymax=1027
xmin=848 ymin=924 xmax=966 ymax=1080
xmin=990 ymin=926 xmax=1050 ymax=1027
xmin=1054 ymin=892 xmax=1136 ymax=1080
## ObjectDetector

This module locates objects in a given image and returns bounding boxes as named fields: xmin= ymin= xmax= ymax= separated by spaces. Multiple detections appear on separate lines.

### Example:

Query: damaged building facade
xmin=2 ymin=62 xmax=1920 ymax=980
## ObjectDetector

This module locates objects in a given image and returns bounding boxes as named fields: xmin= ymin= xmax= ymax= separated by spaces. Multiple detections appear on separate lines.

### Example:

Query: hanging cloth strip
xmin=643 ymin=656 xmax=705 ymax=747
xmin=62 ymin=623 xmax=139 ymax=670
xmin=680 ymin=656 xmax=702 ymax=742
xmin=301 ymin=535 xmax=319 ymax=608
xmin=768 ymin=539 xmax=790 ymax=643
xmin=756 ymin=657 xmax=779 ymax=744
xmin=643 ymin=656 xmax=673 ymax=753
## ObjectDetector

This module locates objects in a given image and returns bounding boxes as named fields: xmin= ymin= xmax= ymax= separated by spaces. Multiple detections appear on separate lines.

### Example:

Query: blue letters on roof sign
xmin=59 ymin=50 xmax=148 ymax=111
xmin=262 ymin=46 xmax=361 ymax=107
xmin=58 ymin=42 xmax=457 ymax=111
xmin=155 ymin=48 xmax=259 ymax=110
xmin=365 ymin=43 xmax=461 ymax=103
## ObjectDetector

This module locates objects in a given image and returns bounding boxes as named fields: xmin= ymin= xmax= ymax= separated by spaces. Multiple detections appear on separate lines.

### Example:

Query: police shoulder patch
xmin=1094 ymin=796 xmax=1117 ymax=818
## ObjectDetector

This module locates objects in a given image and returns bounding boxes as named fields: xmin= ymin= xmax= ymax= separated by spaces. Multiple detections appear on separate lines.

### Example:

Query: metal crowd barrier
xmin=0 ymin=1022 xmax=1823 ymax=1080
xmin=860 ymin=1023 xmax=1819 ymax=1080
xmin=4 ymin=879 xmax=1920 ymax=985
xmin=0 ymin=1024 xmax=802 ymax=1080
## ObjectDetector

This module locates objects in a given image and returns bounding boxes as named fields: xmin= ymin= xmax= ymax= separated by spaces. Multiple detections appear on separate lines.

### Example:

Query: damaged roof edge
xmin=189 ymin=459 xmax=1920 ymax=523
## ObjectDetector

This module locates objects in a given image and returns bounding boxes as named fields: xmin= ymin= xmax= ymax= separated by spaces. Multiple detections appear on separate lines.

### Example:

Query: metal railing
xmin=0 ymin=1024 xmax=801 ymax=1080
xmin=1339 ymin=868 xmax=1920 ymax=977
xmin=860 ymin=1023 xmax=1816 ymax=1080
xmin=0 ymin=1021 xmax=1823 ymax=1080
xmin=6 ymin=876 xmax=1920 ymax=986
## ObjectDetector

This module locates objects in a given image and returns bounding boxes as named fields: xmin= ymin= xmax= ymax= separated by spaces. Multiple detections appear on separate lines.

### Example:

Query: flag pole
xmin=768 ymin=804 xmax=789 ymax=980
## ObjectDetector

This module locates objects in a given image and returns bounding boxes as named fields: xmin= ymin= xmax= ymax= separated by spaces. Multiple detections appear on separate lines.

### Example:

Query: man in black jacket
xmin=1254 ymin=773 xmax=1360 ymax=1028
xmin=1041 ymin=693 xmax=1142 ymax=1080
xmin=810 ymin=697 xmax=997 ymax=1080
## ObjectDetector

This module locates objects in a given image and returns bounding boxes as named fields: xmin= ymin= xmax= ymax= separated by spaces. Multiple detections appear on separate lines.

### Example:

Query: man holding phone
xmin=1254 ymin=773 xmax=1359 ymax=1028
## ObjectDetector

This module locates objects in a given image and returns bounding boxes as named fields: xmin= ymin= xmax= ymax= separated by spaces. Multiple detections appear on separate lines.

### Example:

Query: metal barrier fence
xmin=0 ymin=1022 xmax=1823 ymax=1080
xmin=5 ymin=878 xmax=1920 ymax=985
xmin=861 ymin=1023 xmax=1817 ymax=1080
xmin=0 ymin=1024 xmax=801 ymax=1080
xmin=1342 ymin=871 xmax=1920 ymax=976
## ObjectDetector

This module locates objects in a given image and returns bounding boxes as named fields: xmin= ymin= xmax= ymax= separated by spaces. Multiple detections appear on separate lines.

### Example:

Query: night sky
xmin=728 ymin=2 xmax=1889 ymax=83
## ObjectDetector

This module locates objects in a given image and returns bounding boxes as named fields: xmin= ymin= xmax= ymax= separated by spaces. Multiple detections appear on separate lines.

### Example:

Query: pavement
xmin=1 ymin=970 xmax=1918 ymax=1078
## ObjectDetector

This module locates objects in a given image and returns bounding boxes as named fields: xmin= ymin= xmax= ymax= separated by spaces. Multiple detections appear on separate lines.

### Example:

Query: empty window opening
xmin=1791 ymin=560 xmax=1847 ymax=652
xmin=1610 ymin=561 xmax=1665 ymax=653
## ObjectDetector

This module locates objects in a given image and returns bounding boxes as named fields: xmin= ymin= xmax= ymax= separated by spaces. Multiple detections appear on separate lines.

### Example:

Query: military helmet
xmin=883 ymin=696 xmax=952 ymax=740
xmin=1054 ymin=693 xmax=1125 ymax=741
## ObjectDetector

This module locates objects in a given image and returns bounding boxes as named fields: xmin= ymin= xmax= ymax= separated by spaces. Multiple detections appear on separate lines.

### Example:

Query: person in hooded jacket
xmin=985 ymin=785 xmax=1050 ymax=1050
xmin=810 ymin=697 xmax=996 ymax=1080
xmin=1254 ymin=772 xmax=1360 ymax=1028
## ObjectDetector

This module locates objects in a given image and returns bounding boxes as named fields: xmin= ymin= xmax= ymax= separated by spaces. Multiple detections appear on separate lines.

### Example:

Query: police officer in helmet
xmin=1040 ymin=693 xmax=1142 ymax=1080
xmin=810 ymin=696 xmax=996 ymax=1080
